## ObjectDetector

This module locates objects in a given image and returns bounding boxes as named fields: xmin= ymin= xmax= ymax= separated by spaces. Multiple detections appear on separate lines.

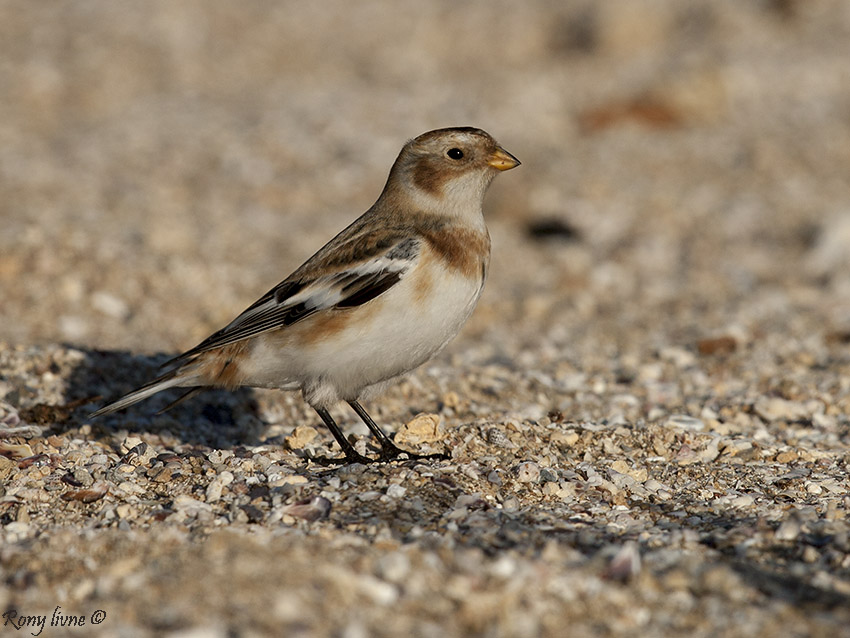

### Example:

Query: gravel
xmin=1 ymin=2 xmax=850 ymax=637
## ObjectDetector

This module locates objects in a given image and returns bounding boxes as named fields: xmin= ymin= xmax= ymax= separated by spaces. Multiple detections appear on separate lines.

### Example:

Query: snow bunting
xmin=92 ymin=127 xmax=520 ymax=463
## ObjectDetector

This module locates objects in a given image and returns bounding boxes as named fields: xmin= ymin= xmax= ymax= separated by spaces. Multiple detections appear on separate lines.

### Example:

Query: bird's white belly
xmin=243 ymin=266 xmax=484 ymax=407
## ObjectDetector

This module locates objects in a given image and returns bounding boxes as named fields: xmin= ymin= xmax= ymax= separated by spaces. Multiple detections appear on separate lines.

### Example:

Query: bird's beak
xmin=488 ymin=147 xmax=521 ymax=171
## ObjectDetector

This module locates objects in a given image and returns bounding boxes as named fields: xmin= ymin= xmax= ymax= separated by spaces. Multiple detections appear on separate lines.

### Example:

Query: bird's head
xmin=381 ymin=127 xmax=520 ymax=222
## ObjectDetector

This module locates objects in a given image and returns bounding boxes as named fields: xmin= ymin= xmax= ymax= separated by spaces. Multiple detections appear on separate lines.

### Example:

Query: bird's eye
xmin=446 ymin=148 xmax=464 ymax=160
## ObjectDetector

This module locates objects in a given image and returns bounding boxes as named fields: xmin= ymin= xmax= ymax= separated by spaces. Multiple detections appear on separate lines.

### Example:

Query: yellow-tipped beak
xmin=488 ymin=147 xmax=521 ymax=171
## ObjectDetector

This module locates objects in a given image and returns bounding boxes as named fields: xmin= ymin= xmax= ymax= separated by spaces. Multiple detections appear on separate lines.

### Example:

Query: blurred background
xmin=2 ymin=4 xmax=850 ymax=634
xmin=1 ymin=0 xmax=849 ymax=364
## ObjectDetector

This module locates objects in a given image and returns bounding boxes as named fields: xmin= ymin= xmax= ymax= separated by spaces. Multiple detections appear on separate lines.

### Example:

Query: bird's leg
xmin=347 ymin=401 xmax=398 ymax=452
xmin=314 ymin=407 xmax=373 ymax=464
xmin=347 ymin=400 xmax=449 ymax=461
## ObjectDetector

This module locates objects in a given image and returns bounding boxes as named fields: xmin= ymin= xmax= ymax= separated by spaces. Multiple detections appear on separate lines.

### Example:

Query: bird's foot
xmin=344 ymin=450 xmax=376 ymax=465
xmin=308 ymin=450 xmax=375 ymax=466
xmin=310 ymin=447 xmax=447 ymax=466
xmin=378 ymin=443 xmax=449 ymax=463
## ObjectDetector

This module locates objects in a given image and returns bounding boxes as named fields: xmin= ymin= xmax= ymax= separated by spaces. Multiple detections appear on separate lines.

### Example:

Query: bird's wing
xmin=172 ymin=232 xmax=422 ymax=361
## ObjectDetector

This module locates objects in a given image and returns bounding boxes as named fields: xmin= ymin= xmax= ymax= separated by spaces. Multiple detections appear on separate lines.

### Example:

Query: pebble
xmin=0 ymin=456 xmax=17 ymax=480
xmin=148 ymin=467 xmax=173 ymax=483
xmin=610 ymin=460 xmax=648 ymax=482
xmin=539 ymin=467 xmax=559 ymax=482
xmin=774 ymin=517 xmax=801 ymax=541
xmin=603 ymin=542 xmax=641 ymax=582
xmin=356 ymin=575 xmax=398 ymax=606
xmin=61 ymin=481 xmax=108 ymax=503
xmin=713 ymin=493 xmax=755 ymax=509
xmin=385 ymin=484 xmax=406 ymax=499
xmin=806 ymin=482 xmax=823 ymax=495
xmin=754 ymin=397 xmax=809 ymax=423
xmin=116 ymin=481 xmax=145 ymax=495
xmin=285 ymin=425 xmax=319 ymax=450
xmin=336 ymin=463 xmax=366 ymax=482
xmin=394 ymin=413 xmax=444 ymax=445
xmin=121 ymin=436 xmax=144 ymax=453
xmin=485 ymin=427 xmax=514 ymax=448
xmin=644 ymin=479 xmax=670 ymax=493
xmin=280 ymin=474 xmax=309 ymax=486
xmin=174 ymin=495 xmax=212 ymax=519
xmin=542 ymin=482 xmax=560 ymax=496
xmin=514 ymin=462 xmax=540 ymax=483
xmin=205 ymin=471 xmax=234 ymax=503
xmin=664 ymin=415 xmax=705 ymax=431
xmin=0 ymin=442 xmax=34 ymax=458
xmin=720 ymin=440 xmax=753 ymax=457
xmin=279 ymin=496 xmax=331 ymax=522
xmin=115 ymin=504 xmax=135 ymax=519
xmin=775 ymin=450 xmax=798 ymax=463
xmin=4 ymin=522 xmax=31 ymax=543
xmin=551 ymin=431 xmax=580 ymax=447
xmin=376 ymin=552 xmax=410 ymax=584
xmin=91 ymin=290 xmax=130 ymax=319
xmin=207 ymin=450 xmax=234 ymax=465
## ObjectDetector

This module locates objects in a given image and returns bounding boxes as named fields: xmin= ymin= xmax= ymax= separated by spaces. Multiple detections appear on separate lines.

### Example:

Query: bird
xmin=91 ymin=127 xmax=520 ymax=463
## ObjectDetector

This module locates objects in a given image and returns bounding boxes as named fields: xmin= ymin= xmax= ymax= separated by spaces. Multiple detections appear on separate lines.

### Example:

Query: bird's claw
xmin=377 ymin=444 xmax=449 ymax=463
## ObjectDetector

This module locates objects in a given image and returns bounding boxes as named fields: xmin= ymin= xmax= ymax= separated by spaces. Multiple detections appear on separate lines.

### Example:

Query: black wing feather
xmin=166 ymin=235 xmax=421 ymax=365
xmin=337 ymin=270 xmax=402 ymax=307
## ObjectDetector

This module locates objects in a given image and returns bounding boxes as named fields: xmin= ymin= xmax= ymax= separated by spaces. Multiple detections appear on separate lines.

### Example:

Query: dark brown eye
xmin=446 ymin=148 xmax=464 ymax=160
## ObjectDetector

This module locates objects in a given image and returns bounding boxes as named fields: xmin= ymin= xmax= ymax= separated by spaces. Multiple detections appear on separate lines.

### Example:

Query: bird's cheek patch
xmin=411 ymin=157 xmax=450 ymax=196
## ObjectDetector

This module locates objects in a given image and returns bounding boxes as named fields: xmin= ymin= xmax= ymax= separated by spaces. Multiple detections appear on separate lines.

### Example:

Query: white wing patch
xmin=175 ymin=236 xmax=422 ymax=358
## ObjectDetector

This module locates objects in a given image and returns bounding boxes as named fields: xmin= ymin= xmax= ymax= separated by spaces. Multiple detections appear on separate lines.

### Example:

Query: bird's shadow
xmin=53 ymin=347 xmax=436 ymax=463
xmin=57 ymin=347 xmax=265 ymax=449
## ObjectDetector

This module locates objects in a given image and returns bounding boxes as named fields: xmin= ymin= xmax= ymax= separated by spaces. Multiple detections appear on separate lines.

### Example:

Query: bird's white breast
xmin=242 ymin=243 xmax=487 ymax=408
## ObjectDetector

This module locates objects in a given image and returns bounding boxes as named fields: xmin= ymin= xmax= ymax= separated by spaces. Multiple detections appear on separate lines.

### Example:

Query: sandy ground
xmin=1 ymin=2 xmax=850 ymax=636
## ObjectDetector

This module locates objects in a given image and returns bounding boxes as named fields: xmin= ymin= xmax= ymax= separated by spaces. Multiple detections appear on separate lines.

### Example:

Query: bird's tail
xmin=89 ymin=368 xmax=200 ymax=418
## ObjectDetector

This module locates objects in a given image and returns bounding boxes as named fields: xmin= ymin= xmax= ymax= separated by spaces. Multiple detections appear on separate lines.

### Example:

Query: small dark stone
xmin=18 ymin=454 xmax=51 ymax=469
xmin=240 ymin=504 xmax=265 ymax=524
xmin=698 ymin=336 xmax=738 ymax=356
xmin=526 ymin=218 xmax=580 ymax=242
xmin=548 ymin=410 xmax=565 ymax=423
xmin=121 ymin=442 xmax=149 ymax=464
xmin=248 ymin=485 xmax=270 ymax=502
xmin=62 ymin=473 xmax=83 ymax=487
xmin=826 ymin=330 xmax=850 ymax=345
xmin=550 ymin=7 xmax=598 ymax=55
